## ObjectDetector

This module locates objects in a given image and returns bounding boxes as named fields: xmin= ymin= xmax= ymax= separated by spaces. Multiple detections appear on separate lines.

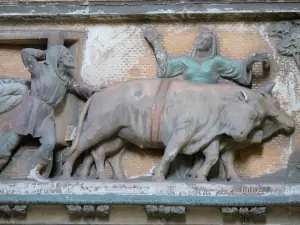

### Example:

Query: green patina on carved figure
xmin=144 ymin=27 xmax=270 ymax=87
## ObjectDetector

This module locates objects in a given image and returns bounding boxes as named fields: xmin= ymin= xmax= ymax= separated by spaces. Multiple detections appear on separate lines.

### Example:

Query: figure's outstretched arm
xmin=245 ymin=52 xmax=270 ymax=72
xmin=21 ymin=48 xmax=46 ymax=77
xmin=144 ymin=28 xmax=169 ymax=78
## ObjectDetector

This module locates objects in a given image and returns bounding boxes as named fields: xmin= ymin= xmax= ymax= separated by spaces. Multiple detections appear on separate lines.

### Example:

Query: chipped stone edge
xmin=0 ymin=2 xmax=300 ymax=22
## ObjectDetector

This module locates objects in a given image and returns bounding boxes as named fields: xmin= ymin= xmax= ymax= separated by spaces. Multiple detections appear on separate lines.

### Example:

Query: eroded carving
xmin=270 ymin=20 xmax=300 ymax=71
xmin=61 ymin=78 xmax=292 ymax=182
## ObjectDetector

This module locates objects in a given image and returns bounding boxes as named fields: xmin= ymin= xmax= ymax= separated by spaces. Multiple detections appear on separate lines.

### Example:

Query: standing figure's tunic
xmin=165 ymin=55 xmax=251 ymax=86
xmin=12 ymin=64 xmax=68 ymax=138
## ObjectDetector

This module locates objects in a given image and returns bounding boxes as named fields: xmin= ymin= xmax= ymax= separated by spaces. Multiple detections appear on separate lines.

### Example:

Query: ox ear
xmin=263 ymin=82 xmax=276 ymax=94
xmin=238 ymin=90 xmax=249 ymax=102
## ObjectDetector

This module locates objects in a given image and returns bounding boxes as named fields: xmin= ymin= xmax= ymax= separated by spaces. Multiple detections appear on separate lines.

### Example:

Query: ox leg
xmin=108 ymin=147 xmax=126 ymax=180
xmin=186 ymin=153 xmax=205 ymax=178
xmin=61 ymin=130 xmax=95 ymax=179
xmin=92 ymin=138 xmax=124 ymax=179
xmin=195 ymin=139 xmax=219 ymax=181
xmin=79 ymin=155 xmax=94 ymax=179
xmin=153 ymin=130 xmax=189 ymax=182
xmin=221 ymin=150 xmax=241 ymax=181
xmin=62 ymin=118 xmax=121 ymax=179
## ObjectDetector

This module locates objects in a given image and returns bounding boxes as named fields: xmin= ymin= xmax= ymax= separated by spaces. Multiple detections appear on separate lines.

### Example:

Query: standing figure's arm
xmin=144 ymin=28 xmax=188 ymax=78
xmin=144 ymin=28 xmax=169 ymax=78
xmin=21 ymin=48 xmax=46 ymax=77
xmin=245 ymin=52 xmax=270 ymax=72
xmin=214 ymin=52 xmax=270 ymax=88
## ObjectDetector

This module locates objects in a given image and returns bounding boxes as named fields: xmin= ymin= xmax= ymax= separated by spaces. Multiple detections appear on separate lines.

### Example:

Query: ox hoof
xmin=194 ymin=174 xmax=207 ymax=182
xmin=187 ymin=172 xmax=207 ymax=181
xmin=186 ymin=172 xmax=196 ymax=178
xmin=152 ymin=175 xmax=166 ymax=182
xmin=227 ymin=177 xmax=242 ymax=182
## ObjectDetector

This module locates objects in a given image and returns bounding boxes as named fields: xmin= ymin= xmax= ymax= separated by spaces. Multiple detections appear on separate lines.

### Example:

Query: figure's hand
xmin=250 ymin=52 xmax=270 ymax=63
xmin=144 ymin=28 xmax=159 ymax=43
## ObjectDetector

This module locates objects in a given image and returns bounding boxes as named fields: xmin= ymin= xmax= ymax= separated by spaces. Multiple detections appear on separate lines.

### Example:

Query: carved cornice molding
xmin=0 ymin=2 xmax=299 ymax=22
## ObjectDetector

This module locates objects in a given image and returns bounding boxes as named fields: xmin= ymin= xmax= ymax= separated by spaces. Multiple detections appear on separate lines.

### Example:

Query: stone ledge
xmin=0 ymin=180 xmax=297 ymax=206
xmin=0 ymin=2 xmax=299 ymax=22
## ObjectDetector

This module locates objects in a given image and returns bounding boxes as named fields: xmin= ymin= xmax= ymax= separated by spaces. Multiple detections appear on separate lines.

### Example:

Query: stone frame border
xmin=0 ymin=1 xmax=299 ymax=209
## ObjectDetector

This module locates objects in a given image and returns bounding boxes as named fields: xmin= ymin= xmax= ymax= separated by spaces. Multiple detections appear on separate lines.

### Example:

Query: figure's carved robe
xmin=12 ymin=71 xmax=68 ymax=137
xmin=165 ymin=55 xmax=252 ymax=86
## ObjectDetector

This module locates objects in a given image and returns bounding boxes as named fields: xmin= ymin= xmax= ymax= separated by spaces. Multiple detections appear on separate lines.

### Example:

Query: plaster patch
xmin=81 ymin=24 xmax=146 ymax=85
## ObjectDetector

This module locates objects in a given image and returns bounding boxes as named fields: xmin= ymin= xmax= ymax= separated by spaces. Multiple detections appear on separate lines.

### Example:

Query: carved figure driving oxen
xmin=0 ymin=46 xmax=102 ymax=182
xmin=61 ymin=78 xmax=288 ymax=181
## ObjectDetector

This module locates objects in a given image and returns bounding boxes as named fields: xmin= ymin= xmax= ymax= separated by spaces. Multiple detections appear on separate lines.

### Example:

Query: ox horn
xmin=240 ymin=90 xmax=249 ymax=102
xmin=263 ymin=82 xmax=275 ymax=94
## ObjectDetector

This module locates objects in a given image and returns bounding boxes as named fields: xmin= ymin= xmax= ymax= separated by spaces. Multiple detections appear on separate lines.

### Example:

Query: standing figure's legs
xmin=0 ymin=130 xmax=23 ymax=172
xmin=28 ymin=130 xmax=56 ymax=182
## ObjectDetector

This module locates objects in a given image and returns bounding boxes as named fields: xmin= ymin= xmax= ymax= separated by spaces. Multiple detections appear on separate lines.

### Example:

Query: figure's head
xmin=45 ymin=45 xmax=76 ymax=81
xmin=195 ymin=27 xmax=214 ymax=52
xmin=57 ymin=47 xmax=76 ymax=70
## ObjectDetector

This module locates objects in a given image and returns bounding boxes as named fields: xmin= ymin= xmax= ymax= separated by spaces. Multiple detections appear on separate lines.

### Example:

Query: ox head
xmin=256 ymin=83 xmax=283 ymax=118
xmin=261 ymin=108 xmax=295 ymax=140
xmin=221 ymin=90 xmax=266 ymax=142
xmin=257 ymin=83 xmax=295 ymax=137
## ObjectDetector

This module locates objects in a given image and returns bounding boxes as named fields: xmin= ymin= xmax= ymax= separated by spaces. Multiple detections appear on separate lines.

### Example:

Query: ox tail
xmin=61 ymin=97 xmax=92 ymax=163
